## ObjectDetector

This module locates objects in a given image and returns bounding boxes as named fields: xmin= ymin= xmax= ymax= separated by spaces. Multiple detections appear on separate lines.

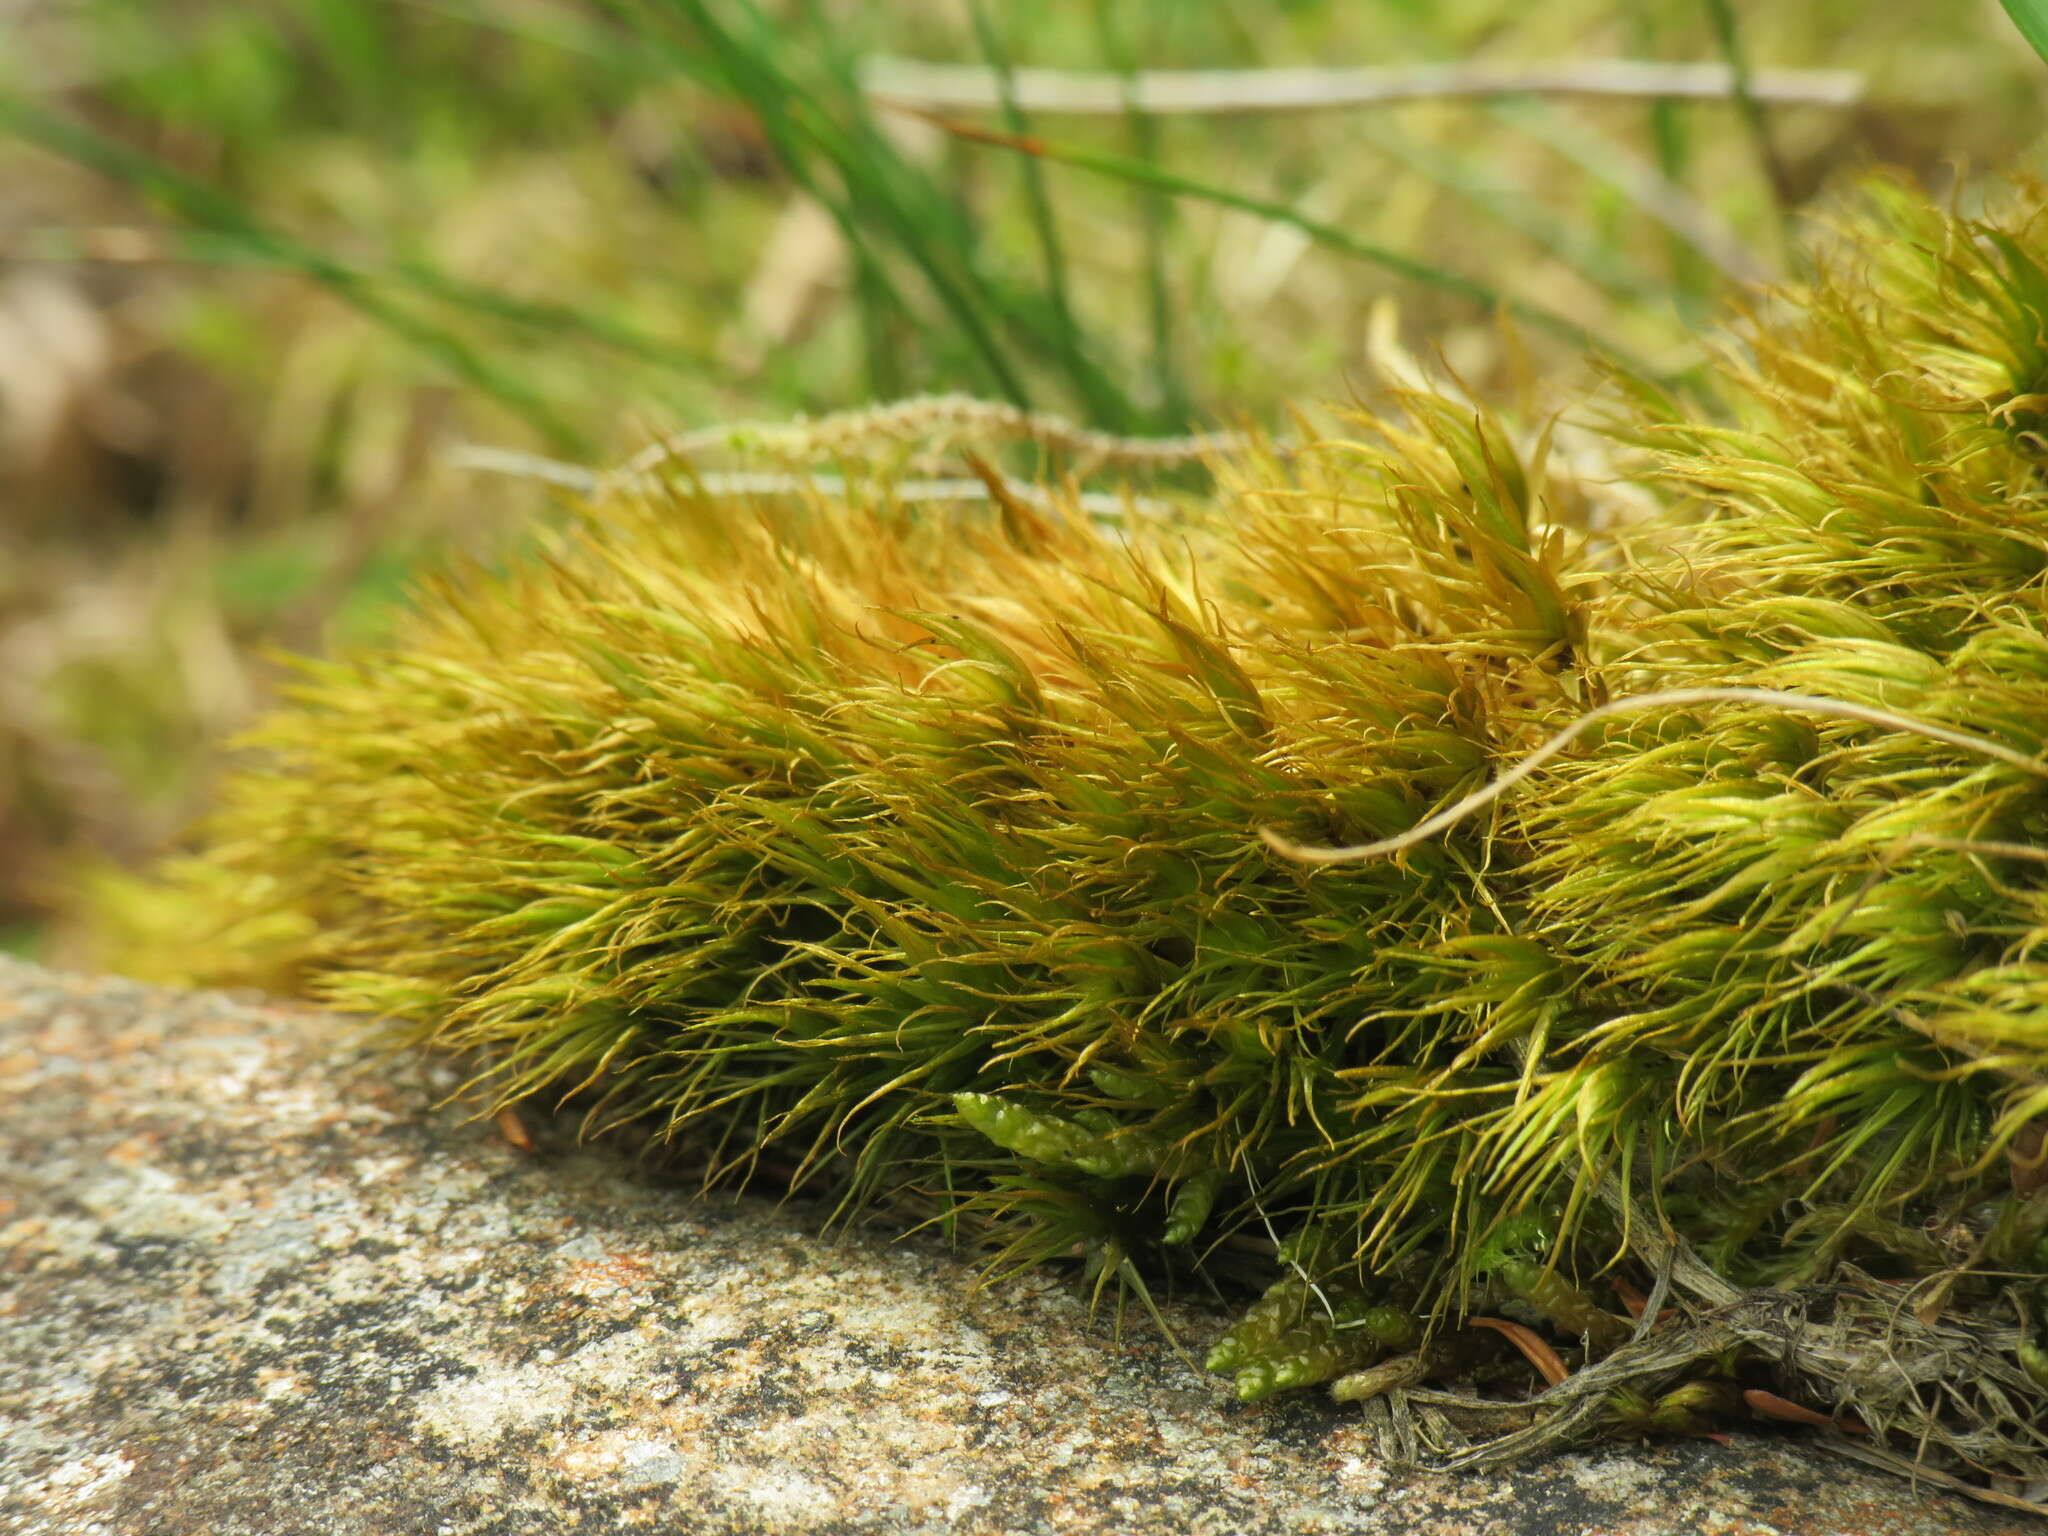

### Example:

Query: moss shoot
xmin=90 ymin=179 xmax=2048 ymax=1509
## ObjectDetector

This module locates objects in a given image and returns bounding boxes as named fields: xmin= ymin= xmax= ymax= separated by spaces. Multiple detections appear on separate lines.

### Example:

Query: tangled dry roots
xmin=85 ymin=177 xmax=2048 ymax=1513
xmin=1381 ymin=1285 xmax=2047 ymax=1509
xmin=1383 ymin=1188 xmax=2048 ymax=1512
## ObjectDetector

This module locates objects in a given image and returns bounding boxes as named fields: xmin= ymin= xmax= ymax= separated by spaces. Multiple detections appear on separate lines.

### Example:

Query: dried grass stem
xmin=1264 ymin=687 xmax=2048 ymax=866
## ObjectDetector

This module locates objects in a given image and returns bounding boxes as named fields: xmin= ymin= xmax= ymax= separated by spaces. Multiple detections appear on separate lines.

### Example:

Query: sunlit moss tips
xmin=84 ymin=178 xmax=2048 ymax=1502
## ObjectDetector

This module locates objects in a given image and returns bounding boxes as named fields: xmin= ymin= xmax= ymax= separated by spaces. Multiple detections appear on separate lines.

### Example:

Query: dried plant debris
xmin=87 ymin=178 xmax=2048 ymax=1513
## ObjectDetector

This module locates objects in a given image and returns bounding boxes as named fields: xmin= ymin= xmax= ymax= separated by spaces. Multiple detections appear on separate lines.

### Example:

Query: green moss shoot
xmin=88 ymin=178 xmax=2048 ymax=1507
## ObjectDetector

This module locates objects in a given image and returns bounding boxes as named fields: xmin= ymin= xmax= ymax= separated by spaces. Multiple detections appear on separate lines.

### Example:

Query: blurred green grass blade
xmin=379 ymin=256 xmax=718 ymax=377
xmin=908 ymin=109 xmax=1644 ymax=371
xmin=1487 ymin=97 xmax=1765 ymax=286
xmin=0 ymin=90 xmax=591 ymax=453
xmin=2000 ymin=0 xmax=2048 ymax=63
xmin=588 ymin=0 xmax=942 ymax=397
xmin=1630 ymin=11 xmax=1713 ymax=317
xmin=791 ymin=0 xmax=1056 ymax=410
xmin=390 ymin=0 xmax=644 ymax=61
xmin=622 ymin=0 xmax=1038 ymax=408
xmin=1700 ymin=0 xmax=1792 ymax=215
xmin=1095 ymin=0 xmax=1186 ymax=429
xmin=622 ymin=0 xmax=1151 ymax=430
xmin=291 ymin=0 xmax=395 ymax=105
xmin=18 ymin=220 xmax=717 ymax=380
xmin=1351 ymin=118 xmax=1667 ymax=309
xmin=789 ymin=0 xmax=1148 ymax=428
xmin=965 ymin=0 xmax=1117 ymax=429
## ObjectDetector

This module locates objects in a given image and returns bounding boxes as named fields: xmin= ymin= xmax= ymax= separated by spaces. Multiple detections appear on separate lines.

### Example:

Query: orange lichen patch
xmin=104 ymin=1132 xmax=161 ymax=1165
xmin=561 ymin=1251 xmax=658 ymax=1297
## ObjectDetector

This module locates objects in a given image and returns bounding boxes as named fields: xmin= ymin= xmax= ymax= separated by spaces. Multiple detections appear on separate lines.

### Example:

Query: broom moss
xmin=89 ymin=179 xmax=2048 ymax=1509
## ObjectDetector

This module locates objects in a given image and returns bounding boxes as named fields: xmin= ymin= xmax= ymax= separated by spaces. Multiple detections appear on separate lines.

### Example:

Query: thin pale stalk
xmin=1263 ymin=688 xmax=2048 ymax=865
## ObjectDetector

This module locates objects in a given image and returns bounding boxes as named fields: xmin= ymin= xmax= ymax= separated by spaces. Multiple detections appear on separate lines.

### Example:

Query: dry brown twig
xmin=860 ymin=58 xmax=1867 ymax=117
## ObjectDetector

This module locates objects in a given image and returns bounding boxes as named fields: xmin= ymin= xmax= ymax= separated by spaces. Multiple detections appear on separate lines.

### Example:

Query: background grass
xmin=1 ymin=0 xmax=2044 ymax=953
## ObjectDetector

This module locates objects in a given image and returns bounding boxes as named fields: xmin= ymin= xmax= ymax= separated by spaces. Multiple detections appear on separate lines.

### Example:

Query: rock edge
xmin=0 ymin=959 xmax=2030 ymax=1536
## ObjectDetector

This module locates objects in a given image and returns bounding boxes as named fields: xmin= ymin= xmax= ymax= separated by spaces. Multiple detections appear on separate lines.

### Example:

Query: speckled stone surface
xmin=0 ymin=958 xmax=2035 ymax=1536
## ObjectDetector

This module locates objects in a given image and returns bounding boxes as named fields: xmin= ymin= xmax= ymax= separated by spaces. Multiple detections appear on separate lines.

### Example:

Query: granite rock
xmin=0 ymin=958 xmax=2035 ymax=1536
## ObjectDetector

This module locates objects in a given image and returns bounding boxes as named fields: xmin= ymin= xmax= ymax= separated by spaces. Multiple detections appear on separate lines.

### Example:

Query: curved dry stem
xmin=1262 ymin=687 xmax=2048 ymax=866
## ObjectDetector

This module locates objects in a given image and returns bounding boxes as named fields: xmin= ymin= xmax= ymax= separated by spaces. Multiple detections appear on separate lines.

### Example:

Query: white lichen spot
xmin=256 ymin=1368 xmax=305 ymax=1401
xmin=1332 ymin=1454 xmax=1389 ymax=1498
xmin=75 ymin=1165 xmax=229 ymax=1242
xmin=617 ymin=1438 xmax=688 ymax=1490
xmin=1565 ymin=1453 xmax=1682 ymax=1508
xmin=349 ymin=1153 xmax=415 ymax=1188
xmin=550 ymin=1429 xmax=687 ymax=1489
xmin=715 ymin=1465 xmax=837 ymax=1519
xmin=942 ymin=1480 xmax=993 ymax=1520
xmin=412 ymin=1362 xmax=577 ymax=1448
xmin=33 ymin=1450 xmax=133 ymax=1507
xmin=207 ymin=1046 xmax=269 ymax=1101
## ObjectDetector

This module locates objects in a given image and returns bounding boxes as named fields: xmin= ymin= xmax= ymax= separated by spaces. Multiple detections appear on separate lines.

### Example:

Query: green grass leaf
xmin=2001 ymin=0 xmax=2048 ymax=64
xmin=904 ymin=107 xmax=1650 ymax=372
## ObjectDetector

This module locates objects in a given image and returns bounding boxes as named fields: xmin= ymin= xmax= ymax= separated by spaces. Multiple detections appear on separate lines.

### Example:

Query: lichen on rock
xmin=1 ymin=960 xmax=2031 ymax=1534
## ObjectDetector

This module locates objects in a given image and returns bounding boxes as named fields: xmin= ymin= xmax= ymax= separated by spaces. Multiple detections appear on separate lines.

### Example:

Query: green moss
xmin=87 ymin=179 xmax=2048 ymax=1498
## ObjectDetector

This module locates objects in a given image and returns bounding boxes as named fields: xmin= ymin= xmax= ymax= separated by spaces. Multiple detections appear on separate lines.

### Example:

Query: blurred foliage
xmin=1 ymin=0 xmax=2046 ymax=948
xmin=2003 ymin=0 xmax=2048 ymax=66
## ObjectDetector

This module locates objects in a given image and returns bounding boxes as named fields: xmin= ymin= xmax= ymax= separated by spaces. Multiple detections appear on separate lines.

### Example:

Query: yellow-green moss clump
xmin=90 ymin=181 xmax=2048 ymax=1505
